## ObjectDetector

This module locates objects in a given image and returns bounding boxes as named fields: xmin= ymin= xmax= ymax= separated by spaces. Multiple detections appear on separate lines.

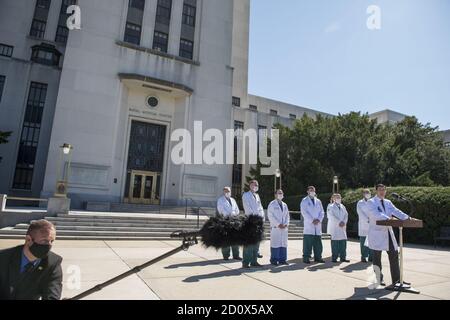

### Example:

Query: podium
xmin=377 ymin=218 xmax=423 ymax=294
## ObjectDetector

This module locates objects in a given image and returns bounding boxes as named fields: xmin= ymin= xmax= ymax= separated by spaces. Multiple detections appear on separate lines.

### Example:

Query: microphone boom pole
xmin=69 ymin=233 xmax=199 ymax=300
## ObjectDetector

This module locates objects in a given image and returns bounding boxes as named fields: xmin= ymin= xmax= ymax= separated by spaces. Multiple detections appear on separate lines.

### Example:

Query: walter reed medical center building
xmin=0 ymin=0 xmax=408 ymax=209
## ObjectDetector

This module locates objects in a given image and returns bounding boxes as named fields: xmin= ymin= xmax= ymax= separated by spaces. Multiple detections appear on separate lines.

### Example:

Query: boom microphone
xmin=171 ymin=214 xmax=265 ymax=249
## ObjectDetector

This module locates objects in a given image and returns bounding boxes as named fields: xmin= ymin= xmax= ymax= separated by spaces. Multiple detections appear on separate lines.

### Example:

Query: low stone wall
xmin=0 ymin=210 xmax=51 ymax=228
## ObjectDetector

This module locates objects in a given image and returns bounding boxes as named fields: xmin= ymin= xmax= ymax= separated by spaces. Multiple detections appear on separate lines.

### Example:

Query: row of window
xmin=30 ymin=0 xmax=77 ymax=45
xmin=124 ymin=0 xmax=197 ymax=60
xmin=0 ymin=76 xmax=48 ymax=190
xmin=232 ymin=97 xmax=298 ymax=120
xmin=1 ymin=42 xmax=61 ymax=67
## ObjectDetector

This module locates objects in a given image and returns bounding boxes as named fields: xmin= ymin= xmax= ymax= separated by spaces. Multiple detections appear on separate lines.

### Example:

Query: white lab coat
xmin=267 ymin=200 xmax=290 ymax=248
xmin=326 ymin=203 xmax=348 ymax=241
xmin=366 ymin=196 xmax=409 ymax=251
xmin=356 ymin=199 xmax=371 ymax=237
xmin=242 ymin=191 xmax=265 ymax=220
xmin=300 ymin=196 xmax=324 ymax=236
xmin=217 ymin=195 xmax=240 ymax=217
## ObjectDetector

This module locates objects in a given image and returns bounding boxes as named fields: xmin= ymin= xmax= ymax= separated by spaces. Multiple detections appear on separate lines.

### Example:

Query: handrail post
xmin=197 ymin=206 xmax=200 ymax=228
xmin=185 ymin=198 xmax=188 ymax=219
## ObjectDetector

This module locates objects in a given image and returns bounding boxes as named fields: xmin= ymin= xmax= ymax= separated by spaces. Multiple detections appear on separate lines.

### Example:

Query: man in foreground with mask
xmin=0 ymin=219 xmax=62 ymax=300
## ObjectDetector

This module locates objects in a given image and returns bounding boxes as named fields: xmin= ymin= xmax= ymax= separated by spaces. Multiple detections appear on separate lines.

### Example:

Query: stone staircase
xmin=0 ymin=212 xmax=331 ymax=241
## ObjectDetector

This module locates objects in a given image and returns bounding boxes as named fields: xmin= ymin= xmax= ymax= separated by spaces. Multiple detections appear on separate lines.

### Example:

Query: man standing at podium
xmin=367 ymin=184 xmax=410 ymax=286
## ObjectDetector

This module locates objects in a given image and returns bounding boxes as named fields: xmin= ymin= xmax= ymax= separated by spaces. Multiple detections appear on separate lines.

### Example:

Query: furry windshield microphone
xmin=172 ymin=215 xmax=265 ymax=249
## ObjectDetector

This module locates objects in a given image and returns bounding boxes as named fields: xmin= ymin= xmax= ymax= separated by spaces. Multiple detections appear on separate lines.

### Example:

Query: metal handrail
xmin=6 ymin=196 xmax=48 ymax=202
xmin=184 ymin=198 xmax=210 ymax=228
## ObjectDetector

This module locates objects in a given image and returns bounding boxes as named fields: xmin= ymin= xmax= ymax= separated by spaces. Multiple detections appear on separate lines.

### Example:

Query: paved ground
xmin=1 ymin=239 xmax=449 ymax=300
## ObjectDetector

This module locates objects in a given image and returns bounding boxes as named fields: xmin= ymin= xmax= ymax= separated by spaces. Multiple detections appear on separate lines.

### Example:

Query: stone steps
xmin=0 ymin=211 xmax=330 ymax=241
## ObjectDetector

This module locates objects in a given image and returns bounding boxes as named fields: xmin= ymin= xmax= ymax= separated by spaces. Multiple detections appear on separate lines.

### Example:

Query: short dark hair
xmin=376 ymin=184 xmax=386 ymax=190
xmin=26 ymin=220 xmax=55 ymax=236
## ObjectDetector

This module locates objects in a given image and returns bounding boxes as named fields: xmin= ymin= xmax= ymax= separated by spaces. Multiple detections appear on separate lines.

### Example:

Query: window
xmin=257 ymin=125 xmax=267 ymax=154
xmin=249 ymin=105 xmax=257 ymax=111
xmin=179 ymin=38 xmax=193 ymax=60
xmin=270 ymin=109 xmax=278 ymax=116
xmin=232 ymin=97 xmax=241 ymax=107
xmin=13 ymin=82 xmax=48 ymax=190
xmin=124 ymin=22 xmax=142 ymax=45
xmin=232 ymin=121 xmax=244 ymax=199
xmin=0 ymin=76 xmax=5 ymax=103
xmin=289 ymin=114 xmax=297 ymax=120
xmin=31 ymin=44 xmax=61 ymax=66
xmin=129 ymin=0 xmax=145 ymax=10
xmin=55 ymin=0 xmax=77 ymax=44
xmin=29 ymin=0 xmax=51 ymax=38
xmin=0 ymin=44 xmax=14 ymax=57
xmin=156 ymin=0 xmax=172 ymax=25
xmin=153 ymin=31 xmax=169 ymax=52
xmin=30 ymin=20 xmax=47 ymax=38
xmin=182 ymin=3 xmax=196 ymax=27
xmin=124 ymin=0 xmax=145 ymax=45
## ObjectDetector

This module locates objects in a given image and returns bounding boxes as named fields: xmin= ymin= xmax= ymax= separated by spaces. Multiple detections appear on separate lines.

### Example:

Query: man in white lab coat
xmin=300 ymin=186 xmax=325 ymax=264
xmin=327 ymin=194 xmax=350 ymax=263
xmin=216 ymin=187 xmax=242 ymax=261
xmin=267 ymin=190 xmax=290 ymax=266
xmin=357 ymin=189 xmax=373 ymax=263
xmin=241 ymin=180 xmax=265 ymax=269
xmin=367 ymin=184 xmax=410 ymax=286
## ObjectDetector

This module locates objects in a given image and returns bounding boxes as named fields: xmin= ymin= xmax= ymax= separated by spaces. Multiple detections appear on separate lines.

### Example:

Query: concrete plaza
xmin=1 ymin=239 xmax=449 ymax=300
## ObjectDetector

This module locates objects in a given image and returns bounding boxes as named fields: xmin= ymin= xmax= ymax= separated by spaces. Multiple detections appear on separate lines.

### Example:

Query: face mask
xmin=252 ymin=186 xmax=259 ymax=193
xmin=335 ymin=199 xmax=342 ymax=205
xmin=225 ymin=192 xmax=231 ymax=198
xmin=277 ymin=194 xmax=284 ymax=201
xmin=309 ymin=192 xmax=316 ymax=198
xmin=29 ymin=239 xmax=52 ymax=259
xmin=364 ymin=194 xmax=371 ymax=200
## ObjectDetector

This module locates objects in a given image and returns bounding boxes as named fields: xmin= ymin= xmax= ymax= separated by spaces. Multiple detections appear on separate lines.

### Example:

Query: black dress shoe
xmin=341 ymin=259 xmax=350 ymax=263
xmin=303 ymin=260 xmax=311 ymax=264
xmin=233 ymin=257 xmax=243 ymax=261
xmin=280 ymin=262 xmax=289 ymax=266
xmin=242 ymin=264 xmax=250 ymax=269
xmin=223 ymin=257 xmax=230 ymax=261
xmin=315 ymin=259 xmax=326 ymax=263
xmin=257 ymin=254 xmax=263 ymax=258
xmin=332 ymin=259 xmax=338 ymax=263
xmin=251 ymin=263 xmax=263 ymax=268
xmin=361 ymin=258 xmax=368 ymax=263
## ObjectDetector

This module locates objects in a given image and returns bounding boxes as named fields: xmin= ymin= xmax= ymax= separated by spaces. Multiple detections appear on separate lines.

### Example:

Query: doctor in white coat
xmin=327 ymin=194 xmax=350 ymax=263
xmin=300 ymin=186 xmax=325 ymax=264
xmin=367 ymin=184 xmax=410 ymax=286
xmin=217 ymin=187 xmax=242 ymax=261
xmin=357 ymin=189 xmax=373 ymax=263
xmin=267 ymin=190 xmax=290 ymax=266
xmin=241 ymin=180 xmax=265 ymax=268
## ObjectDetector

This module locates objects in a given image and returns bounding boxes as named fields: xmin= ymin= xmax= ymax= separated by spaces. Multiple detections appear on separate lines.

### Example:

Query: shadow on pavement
xmin=346 ymin=287 xmax=402 ymax=300
xmin=340 ymin=261 xmax=372 ymax=273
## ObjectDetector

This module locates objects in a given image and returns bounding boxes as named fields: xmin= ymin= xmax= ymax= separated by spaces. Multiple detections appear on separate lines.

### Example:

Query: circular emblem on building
xmin=146 ymin=96 xmax=159 ymax=108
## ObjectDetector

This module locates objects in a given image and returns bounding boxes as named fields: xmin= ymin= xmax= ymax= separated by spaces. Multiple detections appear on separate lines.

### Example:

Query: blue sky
xmin=248 ymin=0 xmax=450 ymax=130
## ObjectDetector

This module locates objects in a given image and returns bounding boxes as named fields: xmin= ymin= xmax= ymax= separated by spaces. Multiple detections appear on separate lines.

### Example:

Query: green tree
xmin=246 ymin=113 xmax=450 ymax=203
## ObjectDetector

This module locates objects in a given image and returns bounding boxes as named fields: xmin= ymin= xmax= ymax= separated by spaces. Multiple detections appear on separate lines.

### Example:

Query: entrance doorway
xmin=124 ymin=121 xmax=166 ymax=205
xmin=127 ymin=170 xmax=160 ymax=204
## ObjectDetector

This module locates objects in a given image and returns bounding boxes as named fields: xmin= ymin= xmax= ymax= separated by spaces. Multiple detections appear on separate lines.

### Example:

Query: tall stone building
xmin=0 ymin=0 xmax=331 ymax=209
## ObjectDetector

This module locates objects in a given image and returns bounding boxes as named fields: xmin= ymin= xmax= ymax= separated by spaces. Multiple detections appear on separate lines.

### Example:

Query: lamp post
xmin=55 ymin=143 xmax=73 ymax=198
xmin=333 ymin=176 xmax=339 ymax=194
xmin=274 ymin=169 xmax=282 ymax=192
